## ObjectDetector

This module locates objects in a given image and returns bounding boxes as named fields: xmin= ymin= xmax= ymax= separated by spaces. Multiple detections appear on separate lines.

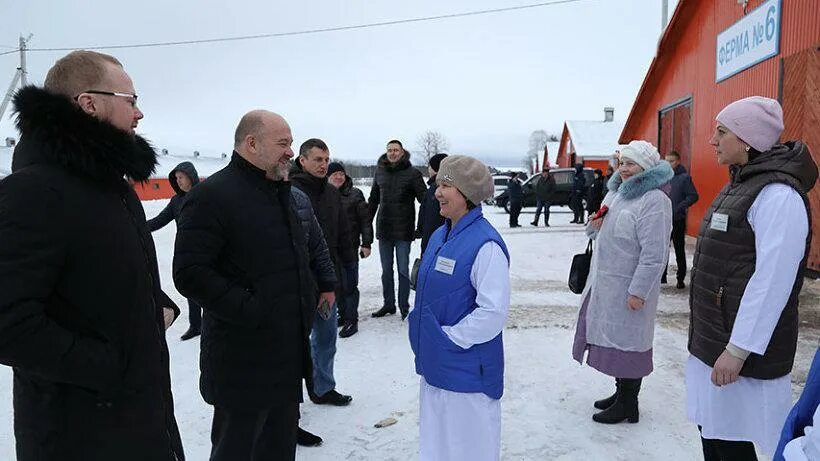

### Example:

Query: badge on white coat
xmin=434 ymin=256 xmax=456 ymax=275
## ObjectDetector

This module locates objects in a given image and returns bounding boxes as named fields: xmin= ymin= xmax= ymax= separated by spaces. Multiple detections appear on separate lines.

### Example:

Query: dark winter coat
xmin=0 ymin=86 xmax=184 ymax=461
xmin=668 ymin=164 xmax=699 ymax=222
xmin=571 ymin=164 xmax=587 ymax=198
xmin=689 ymin=141 xmax=817 ymax=379
xmin=507 ymin=177 xmax=523 ymax=203
xmin=147 ymin=161 xmax=200 ymax=231
xmin=416 ymin=175 xmax=445 ymax=254
xmin=290 ymin=166 xmax=354 ymax=268
xmin=338 ymin=175 xmax=373 ymax=261
xmin=586 ymin=175 xmax=605 ymax=212
xmin=290 ymin=187 xmax=338 ymax=292
xmin=368 ymin=153 xmax=427 ymax=242
xmin=173 ymin=152 xmax=335 ymax=410
xmin=535 ymin=173 xmax=556 ymax=202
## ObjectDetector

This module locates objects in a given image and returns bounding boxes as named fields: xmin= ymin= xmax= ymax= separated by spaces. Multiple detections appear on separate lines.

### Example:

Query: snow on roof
xmin=544 ymin=141 xmax=560 ymax=166
xmin=152 ymin=153 xmax=230 ymax=179
xmin=565 ymin=120 xmax=627 ymax=160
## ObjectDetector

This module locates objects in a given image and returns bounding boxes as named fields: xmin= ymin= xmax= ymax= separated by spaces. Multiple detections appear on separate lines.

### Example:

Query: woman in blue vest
xmin=408 ymin=155 xmax=510 ymax=461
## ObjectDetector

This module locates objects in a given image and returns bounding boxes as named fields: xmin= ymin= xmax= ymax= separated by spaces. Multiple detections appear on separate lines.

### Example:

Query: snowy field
xmin=1 ymin=193 xmax=818 ymax=460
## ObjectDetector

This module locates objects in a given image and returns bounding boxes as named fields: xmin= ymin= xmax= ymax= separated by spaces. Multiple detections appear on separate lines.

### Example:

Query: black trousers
xmin=188 ymin=299 xmax=202 ymax=332
xmin=570 ymin=195 xmax=585 ymax=222
xmin=699 ymin=427 xmax=758 ymax=461
xmin=210 ymin=404 xmax=299 ymax=461
xmin=662 ymin=218 xmax=688 ymax=282
xmin=509 ymin=201 xmax=522 ymax=227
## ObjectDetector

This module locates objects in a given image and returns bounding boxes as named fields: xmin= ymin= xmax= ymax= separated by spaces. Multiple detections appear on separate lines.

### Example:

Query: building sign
xmin=715 ymin=0 xmax=781 ymax=83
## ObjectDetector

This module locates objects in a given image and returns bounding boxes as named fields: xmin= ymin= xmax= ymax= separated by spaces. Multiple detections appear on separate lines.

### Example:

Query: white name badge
xmin=710 ymin=213 xmax=729 ymax=232
xmin=434 ymin=256 xmax=456 ymax=275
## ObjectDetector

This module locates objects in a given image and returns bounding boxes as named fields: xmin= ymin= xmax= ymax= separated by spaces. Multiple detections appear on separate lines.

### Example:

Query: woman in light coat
xmin=572 ymin=140 xmax=673 ymax=424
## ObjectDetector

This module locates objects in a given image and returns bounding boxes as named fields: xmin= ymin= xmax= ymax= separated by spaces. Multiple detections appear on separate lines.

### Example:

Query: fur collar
xmin=12 ymin=86 xmax=158 ymax=185
xmin=607 ymin=161 xmax=674 ymax=200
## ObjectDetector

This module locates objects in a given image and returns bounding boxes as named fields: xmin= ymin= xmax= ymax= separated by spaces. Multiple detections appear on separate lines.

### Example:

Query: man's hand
xmin=360 ymin=247 xmax=371 ymax=259
xmin=163 ymin=307 xmax=176 ymax=330
xmin=711 ymin=350 xmax=744 ymax=387
xmin=627 ymin=295 xmax=645 ymax=311
xmin=317 ymin=291 xmax=336 ymax=320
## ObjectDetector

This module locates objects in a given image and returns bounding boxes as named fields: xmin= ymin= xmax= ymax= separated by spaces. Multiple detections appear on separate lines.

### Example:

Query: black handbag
xmin=568 ymin=240 xmax=593 ymax=294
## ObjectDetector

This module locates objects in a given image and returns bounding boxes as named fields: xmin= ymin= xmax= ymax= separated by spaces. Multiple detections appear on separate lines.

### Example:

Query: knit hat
xmin=436 ymin=155 xmax=494 ymax=205
xmin=716 ymin=96 xmax=784 ymax=152
xmin=619 ymin=140 xmax=660 ymax=171
xmin=327 ymin=161 xmax=345 ymax=176
xmin=428 ymin=153 xmax=448 ymax=172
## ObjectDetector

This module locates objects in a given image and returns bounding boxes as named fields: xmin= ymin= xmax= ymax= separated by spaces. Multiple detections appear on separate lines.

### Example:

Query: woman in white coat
xmin=572 ymin=140 xmax=673 ymax=424
xmin=408 ymin=155 xmax=510 ymax=461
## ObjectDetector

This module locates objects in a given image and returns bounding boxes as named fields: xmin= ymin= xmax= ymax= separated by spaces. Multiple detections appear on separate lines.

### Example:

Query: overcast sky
xmin=2 ymin=0 xmax=679 ymax=165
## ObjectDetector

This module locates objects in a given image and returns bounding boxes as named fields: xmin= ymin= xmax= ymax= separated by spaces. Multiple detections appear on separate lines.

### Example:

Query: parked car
xmin=494 ymin=167 xmax=595 ymax=214
xmin=484 ymin=174 xmax=513 ymax=205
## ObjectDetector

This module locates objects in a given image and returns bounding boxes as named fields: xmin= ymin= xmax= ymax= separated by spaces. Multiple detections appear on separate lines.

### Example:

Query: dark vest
xmin=689 ymin=150 xmax=813 ymax=379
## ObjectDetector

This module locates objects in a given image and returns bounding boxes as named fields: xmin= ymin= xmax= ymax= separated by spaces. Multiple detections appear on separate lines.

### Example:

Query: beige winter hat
xmin=436 ymin=155 xmax=494 ymax=205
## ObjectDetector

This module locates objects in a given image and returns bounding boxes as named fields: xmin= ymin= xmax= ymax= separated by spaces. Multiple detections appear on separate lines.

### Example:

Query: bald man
xmin=174 ymin=111 xmax=336 ymax=460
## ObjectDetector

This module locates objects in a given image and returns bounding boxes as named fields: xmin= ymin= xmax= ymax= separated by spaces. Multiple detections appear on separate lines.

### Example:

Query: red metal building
xmin=554 ymin=107 xmax=623 ymax=172
xmin=619 ymin=0 xmax=820 ymax=274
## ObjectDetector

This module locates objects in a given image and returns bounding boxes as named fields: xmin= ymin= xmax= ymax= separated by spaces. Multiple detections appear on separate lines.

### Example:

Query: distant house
xmin=541 ymin=141 xmax=560 ymax=170
xmin=555 ymin=107 xmax=624 ymax=172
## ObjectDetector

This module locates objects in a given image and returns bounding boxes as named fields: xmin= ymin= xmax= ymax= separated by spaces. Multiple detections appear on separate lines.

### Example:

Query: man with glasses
xmin=0 ymin=51 xmax=184 ymax=460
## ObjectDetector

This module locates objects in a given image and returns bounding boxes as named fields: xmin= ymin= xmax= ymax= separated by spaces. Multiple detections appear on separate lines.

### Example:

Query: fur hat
xmin=716 ymin=96 xmax=784 ymax=152
xmin=619 ymin=140 xmax=660 ymax=171
xmin=436 ymin=155 xmax=494 ymax=205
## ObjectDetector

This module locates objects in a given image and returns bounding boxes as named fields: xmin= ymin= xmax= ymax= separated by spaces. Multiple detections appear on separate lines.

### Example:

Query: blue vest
xmin=408 ymin=207 xmax=509 ymax=399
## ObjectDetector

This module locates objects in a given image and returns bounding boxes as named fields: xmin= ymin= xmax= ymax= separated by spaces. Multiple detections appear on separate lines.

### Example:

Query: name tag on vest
xmin=434 ymin=256 xmax=456 ymax=275
xmin=710 ymin=213 xmax=729 ymax=232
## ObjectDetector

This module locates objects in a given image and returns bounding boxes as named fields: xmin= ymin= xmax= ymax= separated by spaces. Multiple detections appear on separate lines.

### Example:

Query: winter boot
xmin=400 ymin=306 xmax=409 ymax=321
xmin=371 ymin=305 xmax=396 ymax=318
xmin=592 ymin=378 xmax=641 ymax=424
xmin=593 ymin=378 xmax=619 ymax=410
xmin=339 ymin=322 xmax=358 ymax=338
xmin=297 ymin=427 xmax=323 ymax=447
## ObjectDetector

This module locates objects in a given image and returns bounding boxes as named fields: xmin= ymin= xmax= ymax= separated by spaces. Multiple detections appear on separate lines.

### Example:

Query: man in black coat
xmin=173 ymin=110 xmax=336 ymax=461
xmin=530 ymin=167 xmax=556 ymax=227
xmin=291 ymin=138 xmax=354 ymax=409
xmin=661 ymin=151 xmax=699 ymax=289
xmin=328 ymin=162 xmax=373 ymax=338
xmin=416 ymin=153 xmax=448 ymax=253
xmin=148 ymin=161 xmax=203 ymax=340
xmin=368 ymin=140 xmax=427 ymax=320
xmin=507 ymin=172 xmax=525 ymax=228
xmin=0 ymin=51 xmax=184 ymax=461
xmin=570 ymin=163 xmax=587 ymax=223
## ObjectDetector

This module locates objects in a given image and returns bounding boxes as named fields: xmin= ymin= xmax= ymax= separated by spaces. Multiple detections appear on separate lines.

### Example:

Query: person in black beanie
xmin=327 ymin=161 xmax=373 ymax=338
xmin=416 ymin=153 xmax=448 ymax=254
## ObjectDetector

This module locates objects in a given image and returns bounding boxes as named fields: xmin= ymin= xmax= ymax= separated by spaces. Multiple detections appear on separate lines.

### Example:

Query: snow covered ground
xmin=1 ymin=194 xmax=817 ymax=460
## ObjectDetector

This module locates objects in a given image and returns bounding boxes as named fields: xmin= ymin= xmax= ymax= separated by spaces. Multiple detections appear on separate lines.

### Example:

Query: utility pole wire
xmin=24 ymin=0 xmax=588 ymax=52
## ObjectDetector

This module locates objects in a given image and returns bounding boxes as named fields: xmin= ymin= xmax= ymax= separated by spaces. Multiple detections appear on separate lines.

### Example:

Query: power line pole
xmin=0 ymin=34 xmax=32 ymax=124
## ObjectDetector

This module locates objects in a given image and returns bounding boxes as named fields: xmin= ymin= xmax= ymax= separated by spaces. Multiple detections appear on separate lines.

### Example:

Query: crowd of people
xmin=0 ymin=50 xmax=817 ymax=461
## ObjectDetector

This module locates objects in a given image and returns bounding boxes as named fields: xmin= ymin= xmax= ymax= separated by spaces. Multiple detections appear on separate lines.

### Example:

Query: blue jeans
xmin=339 ymin=261 xmax=360 ymax=323
xmin=310 ymin=302 xmax=338 ymax=397
xmin=378 ymin=239 xmax=411 ymax=310
xmin=533 ymin=200 xmax=551 ymax=225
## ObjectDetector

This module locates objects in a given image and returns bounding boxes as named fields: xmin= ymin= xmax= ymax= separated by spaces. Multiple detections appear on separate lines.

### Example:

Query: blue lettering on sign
xmin=719 ymin=31 xmax=751 ymax=65
xmin=765 ymin=6 xmax=777 ymax=40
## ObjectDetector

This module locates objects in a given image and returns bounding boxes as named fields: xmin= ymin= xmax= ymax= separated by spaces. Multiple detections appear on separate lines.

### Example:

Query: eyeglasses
xmin=76 ymin=90 xmax=139 ymax=107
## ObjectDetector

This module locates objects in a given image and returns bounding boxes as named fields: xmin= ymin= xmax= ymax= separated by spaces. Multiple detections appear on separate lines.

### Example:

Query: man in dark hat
xmin=416 ymin=153 xmax=448 ymax=254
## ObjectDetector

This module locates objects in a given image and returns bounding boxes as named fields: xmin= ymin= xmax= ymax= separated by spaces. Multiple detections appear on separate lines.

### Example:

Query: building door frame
xmin=657 ymin=95 xmax=694 ymax=170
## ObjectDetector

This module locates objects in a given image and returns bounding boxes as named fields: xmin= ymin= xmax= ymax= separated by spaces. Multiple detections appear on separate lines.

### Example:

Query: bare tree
xmin=417 ymin=131 xmax=450 ymax=163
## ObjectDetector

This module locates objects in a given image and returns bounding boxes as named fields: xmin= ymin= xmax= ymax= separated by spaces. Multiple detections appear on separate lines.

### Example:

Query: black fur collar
xmin=12 ymin=86 xmax=158 ymax=184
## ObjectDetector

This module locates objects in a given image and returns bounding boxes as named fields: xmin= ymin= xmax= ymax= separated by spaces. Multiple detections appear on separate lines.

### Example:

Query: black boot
xmin=592 ymin=378 xmax=641 ymax=424
xmin=339 ymin=321 xmax=358 ymax=338
xmin=297 ymin=427 xmax=323 ymax=447
xmin=593 ymin=378 xmax=618 ymax=410
xmin=180 ymin=328 xmax=200 ymax=341
xmin=400 ymin=307 xmax=409 ymax=321
xmin=371 ymin=305 xmax=396 ymax=318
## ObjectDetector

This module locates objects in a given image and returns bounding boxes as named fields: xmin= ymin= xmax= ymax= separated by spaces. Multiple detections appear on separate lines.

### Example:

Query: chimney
xmin=604 ymin=107 xmax=615 ymax=122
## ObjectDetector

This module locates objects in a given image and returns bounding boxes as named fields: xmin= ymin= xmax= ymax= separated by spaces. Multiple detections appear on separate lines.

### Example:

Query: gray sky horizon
xmin=2 ymin=0 xmax=679 ymax=166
